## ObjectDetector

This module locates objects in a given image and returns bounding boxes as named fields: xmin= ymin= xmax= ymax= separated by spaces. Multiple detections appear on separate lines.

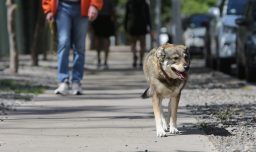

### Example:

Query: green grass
xmin=215 ymin=108 xmax=235 ymax=122
xmin=0 ymin=79 xmax=46 ymax=95
xmin=200 ymin=122 xmax=209 ymax=129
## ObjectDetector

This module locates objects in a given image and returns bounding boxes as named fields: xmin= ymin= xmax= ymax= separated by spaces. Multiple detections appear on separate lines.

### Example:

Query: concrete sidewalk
xmin=0 ymin=46 xmax=215 ymax=152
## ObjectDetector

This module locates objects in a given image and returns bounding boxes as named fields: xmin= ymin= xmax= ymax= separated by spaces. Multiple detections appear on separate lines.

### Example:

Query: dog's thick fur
xmin=142 ymin=43 xmax=190 ymax=137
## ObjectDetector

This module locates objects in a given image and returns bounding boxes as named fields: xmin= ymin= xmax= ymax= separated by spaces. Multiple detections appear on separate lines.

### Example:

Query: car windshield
xmin=189 ymin=15 xmax=210 ymax=28
xmin=226 ymin=0 xmax=248 ymax=15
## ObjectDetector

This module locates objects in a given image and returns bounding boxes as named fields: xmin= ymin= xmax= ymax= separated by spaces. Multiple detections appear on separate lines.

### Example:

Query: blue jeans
xmin=56 ymin=2 xmax=88 ymax=84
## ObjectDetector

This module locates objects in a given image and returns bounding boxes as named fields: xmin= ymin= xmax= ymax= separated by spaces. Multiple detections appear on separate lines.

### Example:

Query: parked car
xmin=235 ymin=0 xmax=256 ymax=82
xmin=206 ymin=0 xmax=248 ymax=73
xmin=183 ymin=14 xmax=213 ymax=57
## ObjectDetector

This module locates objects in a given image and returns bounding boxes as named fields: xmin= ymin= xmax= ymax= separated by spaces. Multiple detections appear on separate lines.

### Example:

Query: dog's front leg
xmin=152 ymin=93 xmax=166 ymax=137
xmin=168 ymin=93 xmax=180 ymax=134
xmin=160 ymin=105 xmax=168 ymax=131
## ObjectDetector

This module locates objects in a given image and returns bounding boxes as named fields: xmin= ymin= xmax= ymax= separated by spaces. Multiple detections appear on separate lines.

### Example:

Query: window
xmin=226 ymin=0 xmax=248 ymax=15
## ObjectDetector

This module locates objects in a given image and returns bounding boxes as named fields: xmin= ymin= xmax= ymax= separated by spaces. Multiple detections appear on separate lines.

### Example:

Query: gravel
xmin=182 ymin=59 xmax=256 ymax=152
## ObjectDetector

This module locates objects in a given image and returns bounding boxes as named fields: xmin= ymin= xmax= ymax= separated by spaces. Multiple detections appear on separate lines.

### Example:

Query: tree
xmin=182 ymin=0 xmax=216 ymax=16
xmin=6 ymin=0 xmax=18 ymax=74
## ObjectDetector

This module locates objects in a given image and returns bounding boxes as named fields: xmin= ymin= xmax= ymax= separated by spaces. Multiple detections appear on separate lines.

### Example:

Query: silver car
xmin=183 ymin=14 xmax=212 ymax=56
xmin=215 ymin=0 xmax=248 ymax=73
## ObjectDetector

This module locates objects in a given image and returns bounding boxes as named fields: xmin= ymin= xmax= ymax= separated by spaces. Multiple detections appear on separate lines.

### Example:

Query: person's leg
xmin=103 ymin=37 xmax=110 ymax=69
xmin=94 ymin=36 xmax=101 ymax=69
xmin=71 ymin=8 xmax=88 ymax=84
xmin=56 ymin=2 xmax=72 ymax=83
xmin=130 ymin=36 xmax=137 ymax=68
xmin=139 ymin=35 xmax=146 ymax=67
xmin=69 ymin=4 xmax=88 ymax=95
xmin=54 ymin=2 xmax=72 ymax=95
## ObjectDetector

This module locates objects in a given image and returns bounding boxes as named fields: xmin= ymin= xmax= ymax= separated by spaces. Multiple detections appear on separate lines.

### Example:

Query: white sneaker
xmin=72 ymin=83 xmax=83 ymax=95
xmin=54 ymin=82 xmax=69 ymax=95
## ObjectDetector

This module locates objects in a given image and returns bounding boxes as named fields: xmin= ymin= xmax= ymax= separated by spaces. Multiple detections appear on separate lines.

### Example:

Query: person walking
xmin=42 ymin=0 xmax=103 ymax=95
xmin=124 ymin=0 xmax=152 ymax=68
xmin=92 ymin=0 xmax=116 ymax=70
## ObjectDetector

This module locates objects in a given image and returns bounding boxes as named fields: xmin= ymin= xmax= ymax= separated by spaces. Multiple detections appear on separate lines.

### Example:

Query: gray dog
xmin=142 ymin=43 xmax=190 ymax=137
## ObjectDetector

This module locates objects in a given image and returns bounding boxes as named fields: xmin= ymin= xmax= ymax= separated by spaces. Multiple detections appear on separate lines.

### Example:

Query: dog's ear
xmin=156 ymin=47 xmax=166 ymax=62
xmin=185 ymin=46 xmax=191 ymax=60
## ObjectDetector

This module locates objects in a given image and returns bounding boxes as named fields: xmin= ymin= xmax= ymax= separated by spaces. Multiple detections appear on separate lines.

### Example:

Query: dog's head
xmin=156 ymin=43 xmax=190 ymax=80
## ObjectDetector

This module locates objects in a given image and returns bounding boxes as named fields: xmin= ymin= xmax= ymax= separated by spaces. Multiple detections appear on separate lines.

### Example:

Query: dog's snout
xmin=184 ymin=65 xmax=190 ymax=71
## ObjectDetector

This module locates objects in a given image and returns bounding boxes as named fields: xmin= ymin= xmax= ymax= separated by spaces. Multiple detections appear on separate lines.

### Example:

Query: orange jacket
xmin=42 ymin=0 xmax=103 ymax=16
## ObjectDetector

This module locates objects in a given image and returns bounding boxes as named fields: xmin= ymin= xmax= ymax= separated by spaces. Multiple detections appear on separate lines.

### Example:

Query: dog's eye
xmin=173 ymin=56 xmax=179 ymax=60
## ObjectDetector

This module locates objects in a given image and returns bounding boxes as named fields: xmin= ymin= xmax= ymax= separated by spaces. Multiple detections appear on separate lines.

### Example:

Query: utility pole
xmin=171 ymin=0 xmax=183 ymax=44
xmin=155 ymin=0 xmax=161 ymax=46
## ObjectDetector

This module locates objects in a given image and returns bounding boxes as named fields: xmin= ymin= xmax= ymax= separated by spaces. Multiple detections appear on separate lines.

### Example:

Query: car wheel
xmin=205 ymin=57 xmax=217 ymax=69
xmin=245 ymin=66 xmax=256 ymax=82
xmin=211 ymin=58 xmax=217 ymax=70
xmin=205 ymin=56 xmax=211 ymax=68
xmin=217 ymin=59 xmax=231 ymax=74
xmin=236 ymin=61 xmax=245 ymax=79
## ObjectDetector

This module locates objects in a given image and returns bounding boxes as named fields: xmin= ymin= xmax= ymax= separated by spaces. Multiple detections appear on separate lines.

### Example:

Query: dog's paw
xmin=156 ymin=129 xmax=167 ymax=137
xmin=169 ymin=127 xmax=180 ymax=134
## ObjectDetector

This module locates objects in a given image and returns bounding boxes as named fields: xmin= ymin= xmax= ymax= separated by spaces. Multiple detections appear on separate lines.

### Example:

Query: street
xmin=0 ymin=46 xmax=255 ymax=152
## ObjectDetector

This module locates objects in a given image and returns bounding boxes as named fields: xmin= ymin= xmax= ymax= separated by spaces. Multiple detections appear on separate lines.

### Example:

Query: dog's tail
xmin=141 ymin=87 xmax=152 ymax=99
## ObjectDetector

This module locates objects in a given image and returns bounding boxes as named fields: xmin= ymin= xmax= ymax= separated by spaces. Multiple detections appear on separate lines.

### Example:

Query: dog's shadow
xmin=162 ymin=123 xmax=232 ymax=137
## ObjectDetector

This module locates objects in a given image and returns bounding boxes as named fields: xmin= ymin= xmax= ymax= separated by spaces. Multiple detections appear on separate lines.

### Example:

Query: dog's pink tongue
xmin=176 ymin=71 xmax=187 ymax=80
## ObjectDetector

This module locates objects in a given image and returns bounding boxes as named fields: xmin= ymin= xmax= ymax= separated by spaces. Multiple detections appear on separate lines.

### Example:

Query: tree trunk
xmin=6 ymin=0 xmax=18 ymax=74
xmin=172 ymin=0 xmax=183 ymax=44
xmin=154 ymin=0 xmax=161 ymax=46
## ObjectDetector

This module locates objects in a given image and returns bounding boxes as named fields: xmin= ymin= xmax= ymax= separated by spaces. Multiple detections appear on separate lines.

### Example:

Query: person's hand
xmin=88 ymin=5 xmax=98 ymax=21
xmin=46 ymin=12 xmax=54 ymax=22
